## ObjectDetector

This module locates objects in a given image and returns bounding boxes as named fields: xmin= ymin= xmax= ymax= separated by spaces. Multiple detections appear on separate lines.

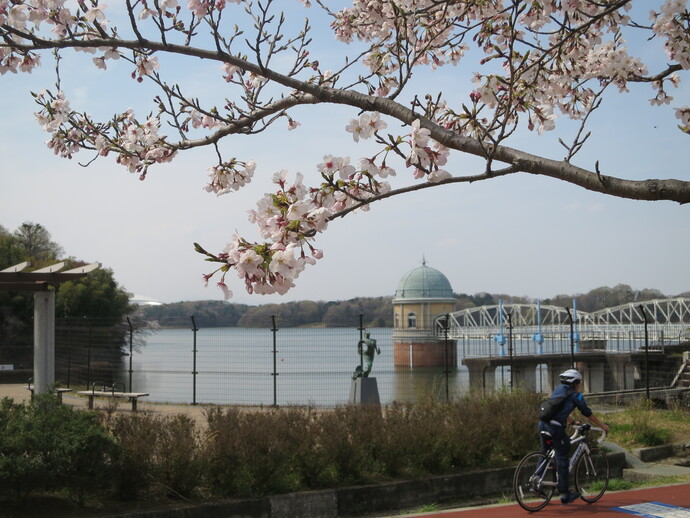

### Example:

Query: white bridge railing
xmin=436 ymin=298 xmax=690 ymax=359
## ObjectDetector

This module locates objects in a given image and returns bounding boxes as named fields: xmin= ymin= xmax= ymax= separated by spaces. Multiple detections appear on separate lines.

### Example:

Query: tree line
xmin=139 ymin=285 xmax=689 ymax=329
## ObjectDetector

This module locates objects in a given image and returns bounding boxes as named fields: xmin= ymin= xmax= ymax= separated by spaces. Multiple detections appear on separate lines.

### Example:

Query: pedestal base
xmin=349 ymin=377 xmax=380 ymax=406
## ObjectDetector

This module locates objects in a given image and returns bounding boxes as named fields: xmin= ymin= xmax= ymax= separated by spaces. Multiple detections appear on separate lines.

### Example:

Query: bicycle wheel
xmin=514 ymin=451 xmax=556 ymax=511
xmin=575 ymin=448 xmax=609 ymax=503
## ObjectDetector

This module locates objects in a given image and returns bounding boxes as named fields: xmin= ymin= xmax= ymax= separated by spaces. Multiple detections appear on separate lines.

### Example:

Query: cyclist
xmin=538 ymin=368 xmax=609 ymax=505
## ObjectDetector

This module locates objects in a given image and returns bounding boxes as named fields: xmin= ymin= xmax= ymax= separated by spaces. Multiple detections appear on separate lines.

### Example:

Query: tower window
xmin=407 ymin=312 xmax=417 ymax=328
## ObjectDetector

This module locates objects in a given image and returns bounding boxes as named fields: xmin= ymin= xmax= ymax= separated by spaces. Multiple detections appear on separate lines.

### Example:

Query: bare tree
xmin=1 ymin=1 xmax=688 ymax=297
xmin=12 ymin=222 xmax=64 ymax=264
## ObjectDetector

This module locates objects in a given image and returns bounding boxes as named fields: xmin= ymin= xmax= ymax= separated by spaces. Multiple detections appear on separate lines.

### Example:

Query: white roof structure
xmin=130 ymin=294 xmax=163 ymax=306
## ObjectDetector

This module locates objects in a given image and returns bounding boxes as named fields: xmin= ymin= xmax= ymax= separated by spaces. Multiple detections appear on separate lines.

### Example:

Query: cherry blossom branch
xmin=10 ymin=30 xmax=689 ymax=201
xmin=2 ymin=0 xmax=689 ymax=300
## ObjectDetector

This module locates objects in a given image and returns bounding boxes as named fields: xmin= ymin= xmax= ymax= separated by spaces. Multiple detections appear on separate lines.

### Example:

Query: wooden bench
xmin=77 ymin=383 xmax=149 ymax=412
xmin=26 ymin=381 xmax=72 ymax=402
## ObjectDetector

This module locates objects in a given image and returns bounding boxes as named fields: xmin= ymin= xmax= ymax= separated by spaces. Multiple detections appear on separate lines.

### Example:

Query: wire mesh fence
xmin=1 ymin=313 xmax=686 ymax=407
xmin=53 ymin=314 xmax=467 ymax=407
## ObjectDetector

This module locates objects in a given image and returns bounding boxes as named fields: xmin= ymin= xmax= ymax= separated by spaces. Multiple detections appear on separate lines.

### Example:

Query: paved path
xmin=389 ymin=483 xmax=690 ymax=518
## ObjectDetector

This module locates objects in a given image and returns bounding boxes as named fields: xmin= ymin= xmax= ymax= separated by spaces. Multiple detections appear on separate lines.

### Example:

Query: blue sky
xmin=1 ymin=3 xmax=688 ymax=305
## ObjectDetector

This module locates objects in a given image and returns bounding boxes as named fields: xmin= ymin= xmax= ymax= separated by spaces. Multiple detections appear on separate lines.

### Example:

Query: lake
xmin=113 ymin=327 xmax=516 ymax=406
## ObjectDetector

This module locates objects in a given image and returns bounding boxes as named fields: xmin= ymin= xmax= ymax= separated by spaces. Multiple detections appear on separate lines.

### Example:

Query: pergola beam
xmin=0 ymin=282 xmax=50 ymax=291
xmin=0 ymin=261 xmax=30 ymax=273
xmin=0 ymin=272 xmax=94 ymax=283
xmin=0 ymin=262 xmax=100 ymax=287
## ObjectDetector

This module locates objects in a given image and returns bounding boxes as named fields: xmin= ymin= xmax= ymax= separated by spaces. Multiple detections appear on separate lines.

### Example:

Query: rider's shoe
xmin=560 ymin=491 xmax=580 ymax=504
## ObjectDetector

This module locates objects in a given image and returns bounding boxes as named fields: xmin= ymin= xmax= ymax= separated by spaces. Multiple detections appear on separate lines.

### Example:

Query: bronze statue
xmin=352 ymin=332 xmax=380 ymax=379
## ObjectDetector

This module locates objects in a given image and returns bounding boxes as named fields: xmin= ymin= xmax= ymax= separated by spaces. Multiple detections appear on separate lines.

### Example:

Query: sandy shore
xmin=0 ymin=383 xmax=216 ymax=423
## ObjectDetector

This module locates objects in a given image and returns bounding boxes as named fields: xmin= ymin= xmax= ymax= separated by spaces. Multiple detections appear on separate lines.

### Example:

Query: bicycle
xmin=513 ymin=423 xmax=609 ymax=511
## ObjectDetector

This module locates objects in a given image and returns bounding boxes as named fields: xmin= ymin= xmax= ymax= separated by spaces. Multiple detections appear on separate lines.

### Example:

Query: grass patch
xmin=600 ymin=399 xmax=684 ymax=449
xmin=410 ymin=502 xmax=441 ymax=513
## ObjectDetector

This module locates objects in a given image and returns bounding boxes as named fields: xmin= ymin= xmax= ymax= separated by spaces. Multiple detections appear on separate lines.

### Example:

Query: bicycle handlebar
xmin=570 ymin=423 xmax=607 ymax=442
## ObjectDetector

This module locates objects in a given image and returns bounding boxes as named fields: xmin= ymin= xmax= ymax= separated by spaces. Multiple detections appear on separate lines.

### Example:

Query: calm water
xmin=113 ymin=327 xmax=502 ymax=407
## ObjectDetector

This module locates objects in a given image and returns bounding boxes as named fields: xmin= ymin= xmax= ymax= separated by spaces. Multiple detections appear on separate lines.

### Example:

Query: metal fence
xmin=17 ymin=313 xmax=678 ymax=407
xmin=0 ymin=313 xmax=683 ymax=407
xmin=50 ymin=314 xmax=468 ymax=407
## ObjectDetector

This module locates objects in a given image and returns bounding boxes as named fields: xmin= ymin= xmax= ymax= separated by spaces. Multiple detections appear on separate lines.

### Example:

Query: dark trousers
xmin=538 ymin=420 xmax=571 ymax=494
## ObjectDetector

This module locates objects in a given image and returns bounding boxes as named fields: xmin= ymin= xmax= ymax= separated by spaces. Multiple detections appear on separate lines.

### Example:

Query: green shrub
xmin=203 ymin=406 xmax=310 ymax=496
xmin=1 ymin=389 xmax=546 ymax=505
xmin=372 ymin=401 xmax=414 ymax=476
xmin=106 ymin=411 xmax=161 ymax=499
xmin=105 ymin=412 xmax=205 ymax=500
xmin=0 ymin=394 xmax=119 ymax=504
xmin=317 ymin=405 xmax=383 ymax=483
xmin=155 ymin=414 xmax=204 ymax=498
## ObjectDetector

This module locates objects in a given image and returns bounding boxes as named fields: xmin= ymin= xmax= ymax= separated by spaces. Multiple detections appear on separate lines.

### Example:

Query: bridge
xmin=434 ymin=298 xmax=690 ymax=394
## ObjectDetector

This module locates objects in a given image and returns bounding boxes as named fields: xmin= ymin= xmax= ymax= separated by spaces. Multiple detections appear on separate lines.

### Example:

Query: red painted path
xmin=394 ymin=483 xmax=690 ymax=518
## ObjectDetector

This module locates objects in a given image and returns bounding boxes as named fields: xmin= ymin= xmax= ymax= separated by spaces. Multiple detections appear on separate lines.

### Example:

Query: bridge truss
xmin=439 ymin=298 xmax=690 ymax=359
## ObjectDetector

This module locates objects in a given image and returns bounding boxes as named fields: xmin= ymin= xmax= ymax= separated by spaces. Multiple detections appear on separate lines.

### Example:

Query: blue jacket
xmin=549 ymin=383 xmax=593 ymax=425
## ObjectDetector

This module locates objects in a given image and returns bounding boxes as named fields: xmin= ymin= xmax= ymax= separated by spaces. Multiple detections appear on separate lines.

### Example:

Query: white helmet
xmin=559 ymin=368 xmax=582 ymax=385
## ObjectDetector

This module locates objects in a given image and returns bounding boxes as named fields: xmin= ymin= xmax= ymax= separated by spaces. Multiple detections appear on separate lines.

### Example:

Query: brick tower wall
xmin=394 ymin=340 xmax=457 ymax=368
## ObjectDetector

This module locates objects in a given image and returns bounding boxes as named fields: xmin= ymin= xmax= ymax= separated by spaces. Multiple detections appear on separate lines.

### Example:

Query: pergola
xmin=0 ymin=261 xmax=100 ymax=394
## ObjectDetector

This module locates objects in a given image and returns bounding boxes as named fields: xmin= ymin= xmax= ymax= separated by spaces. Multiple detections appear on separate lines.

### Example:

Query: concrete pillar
xmin=33 ymin=291 xmax=55 ymax=394
xmin=512 ymin=365 xmax=537 ymax=391
xmin=607 ymin=355 xmax=635 ymax=391
xmin=545 ymin=362 xmax=572 ymax=392
xmin=467 ymin=362 xmax=496 ymax=393
xmin=581 ymin=362 xmax=605 ymax=393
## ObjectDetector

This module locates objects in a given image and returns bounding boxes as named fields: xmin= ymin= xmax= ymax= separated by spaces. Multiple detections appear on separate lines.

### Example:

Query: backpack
xmin=537 ymin=394 xmax=568 ymax=422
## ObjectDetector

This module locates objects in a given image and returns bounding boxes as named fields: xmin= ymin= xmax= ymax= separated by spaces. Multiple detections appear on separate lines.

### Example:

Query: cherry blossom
xmin=204 ymin=160 xmax=256 ymax=195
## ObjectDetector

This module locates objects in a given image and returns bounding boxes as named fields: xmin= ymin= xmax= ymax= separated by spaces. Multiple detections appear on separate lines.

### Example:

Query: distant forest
xmin=138 ymin=284 xmax=689 ymax=329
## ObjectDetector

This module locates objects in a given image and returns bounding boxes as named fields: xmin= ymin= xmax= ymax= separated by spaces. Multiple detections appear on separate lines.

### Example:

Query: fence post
xmin=443 ymin=314 xmax=450 ymax=402
xmin=126 ymin=317 xmax=133 ymax=393
xmin=507 ymin=311 xmax=514 ymax=391
xmin=566 ymin=307 xmax=575 ymax=368
xmin=191 ymin=315 xmax=198 ymax=405
xmin=65 ymin=317 xmax=72 ymax=388
xmin=271 ymin=315 xmax=278 ymax=407
xmin=85 ymin=316 xmax=92 ymax=389
xmin=639 ymin=305 xmax=650 ymax=399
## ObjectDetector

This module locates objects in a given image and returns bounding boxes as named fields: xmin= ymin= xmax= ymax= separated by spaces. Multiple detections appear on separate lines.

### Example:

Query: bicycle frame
xmin=514 ymin=424 xmax=608 ymax=511
xmin=532 ymin=425 xmax=595 ymax=487
xmin=568 ymin=433 xmax=590 ymax=473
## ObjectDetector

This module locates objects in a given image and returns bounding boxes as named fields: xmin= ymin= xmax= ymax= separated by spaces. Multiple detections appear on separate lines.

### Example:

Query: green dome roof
xmin=395 ymin=264 xmax=454 ymax=299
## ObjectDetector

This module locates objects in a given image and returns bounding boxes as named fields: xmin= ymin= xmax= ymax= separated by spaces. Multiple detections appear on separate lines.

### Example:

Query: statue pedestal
xmin=349 ymin=377 xmax=380 ymax=406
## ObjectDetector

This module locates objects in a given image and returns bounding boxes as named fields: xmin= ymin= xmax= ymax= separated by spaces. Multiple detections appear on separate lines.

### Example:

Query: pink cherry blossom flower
xmin=428 ymin=169 xmax=452 ymax=183
xmin=237 ymin=249 xmax=264 ymax=277
xmin=378 ymin=165 xmax=396 ymax=178
xmin=222 ymin=62 xmax=239 ymax=80
xmin=187 ymin=0 xmax=211 ymax=17
xmin=269 ymin=248 xmax=297 ymax=277
xmin=134 ymin=56 xmax=160 ymax=81
xmin=217 ymin=281 xmax=232 ymax=300
xmin=345 ymin=117 xmax=366 ymax=142
xmin=410 ymin=119 xmax=431 ymax=148
xmin=317 ymin=155 xmax=338 ymax=176
xmin=84 ymin=5 xmax=107 ymax=23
